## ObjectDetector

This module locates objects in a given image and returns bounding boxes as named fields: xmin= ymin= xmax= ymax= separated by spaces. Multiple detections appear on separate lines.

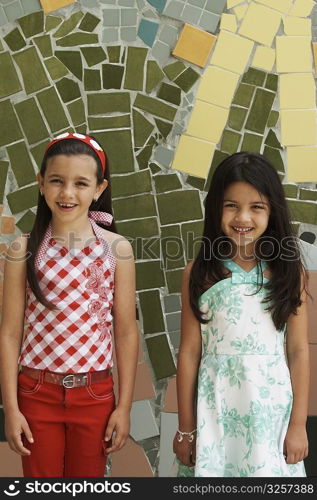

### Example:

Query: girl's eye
xmin=76 ymin=182 xmax=88 ymax=187
xmin=50 ymin=179 xmax=62 ymax=183
xmin=253 ymin=205 xmax=264 ymax=209
xmin=224 ymin=203 xmax=237 ymax=208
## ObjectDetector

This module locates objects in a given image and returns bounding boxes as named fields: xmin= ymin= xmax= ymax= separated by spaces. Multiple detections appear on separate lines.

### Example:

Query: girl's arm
xmin=284 ymin=276 xmax=309 ymax=465
xmin=173 ymin=262 xmax=202 ymax=466
xmin=0 ymin=236 xmax=34 ymax=455
xmin=104 ymin=237 xmax=138 ymax=453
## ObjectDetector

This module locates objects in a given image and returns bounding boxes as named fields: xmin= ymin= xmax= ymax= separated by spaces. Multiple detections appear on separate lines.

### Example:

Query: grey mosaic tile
xmin=153 ymin=145 xmax=174 ymax=168
xmin=205 ymin=0 xmax=226 ymax=14
xmin=152 ymin=40 xmax=170 ymax=64
xmin=102 ymin=27 xmax=119 ymax=42
xmin=181 ymin=4 xmax=201 ymax=24
xmin=164 ymin=294 xmax=181 ymax=313
xmin=121 ymin=7 xmax=138 ymax=26
xmin=199 ymin=10 xmax=219 ymax=33
xmin=22 ymin=0 xmax=41 ymax=15
xmin=159 ymin=24 xmax=178 ymax=47
xmin=166 ymin=312 xmax=180 ymax=332
xmin=4 ymin=1 xmax=23 ymax=23
xmin=120 ymin=26 xmax=137 ymax=41
xmin=103 ymin=8 xmax=120 ymax=26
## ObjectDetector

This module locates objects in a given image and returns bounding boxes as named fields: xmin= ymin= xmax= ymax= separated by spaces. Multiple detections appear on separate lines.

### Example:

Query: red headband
xmin=45 ymin=133 xmax=106 ymax=174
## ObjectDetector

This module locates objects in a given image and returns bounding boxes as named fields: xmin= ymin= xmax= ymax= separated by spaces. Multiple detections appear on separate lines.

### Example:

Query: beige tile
xmin=210 ymin=31 xmax=254 ymax=74
xmin=111 ymin=437 xmax=154 ymax=477
xmin=289 ymin=0 xmax=315 ymax=17
xmin=234 ymin=4 xmax=249 ymax=20
xmin=308 ymin=345 xmax=317 ymax=416
xmin=280 ymin=110 xmax=317 ymax=146
xmin=171 ymin=135 xmax=215 ymax=178
xmin=252 ymin=46 xmax=275 ymax=71
xmin=287 ymin=146 xmax=317 ymax=182
xmin=238 ymin=2 xmax=282 ymax=46
xmin=1 ymin=217 xmax=15 ymax=235
xmin=227 ymin=0 xmax=244 ymax=8
xmin=276 ymin=36 xmax=312 ymax=73
xmin=196 ymin=66 xmax=239 ymax=108
xmin=164 ymin=376 xmax=177 ymax=412
xmin=255 ymin=0 xmax=293 ymax=13
xmin=172 ymin=24 xmax=216 ymax=68
xmin=40 ymin=0 xmax=76 ymax=13
xmin=186 ymin=101 xmax=229 ymax=143
xmin=0 ymin=442 xmax=23 ymax=477
xmin=279 ymin=73 xmax=315 ymax=109
xmin=307 ymin=271 xmax=317 ymax=344
xmin=283 ymin=16 xmax=311 ymax=35
xmin=220 ymin=13 xmax=237 ymax=32
xmin=133 ymin=362 xmax=156 ymax=401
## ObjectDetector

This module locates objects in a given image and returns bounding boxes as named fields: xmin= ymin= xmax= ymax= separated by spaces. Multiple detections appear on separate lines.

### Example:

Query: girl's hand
xmin=5 ymin=409 xmax=33 ymax=456
xmin=283 ymin=423 xmax=308 ymax=464
xmin=103 ymin=406 xmax=130 ymax=454
xmin=173 ymin=432 xmax=196 ymax=467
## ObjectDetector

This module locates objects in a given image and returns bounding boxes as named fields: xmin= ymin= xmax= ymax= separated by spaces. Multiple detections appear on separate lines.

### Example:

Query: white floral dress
xmin=177 ymin=259 xmax=306 ymax=477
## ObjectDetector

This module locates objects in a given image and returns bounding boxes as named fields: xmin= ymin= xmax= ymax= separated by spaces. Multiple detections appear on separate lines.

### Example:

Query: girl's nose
xmin=235 ymin=210 xmax=252 ymax=222
xmin=60 ymin=184 xmax=74 ymax=198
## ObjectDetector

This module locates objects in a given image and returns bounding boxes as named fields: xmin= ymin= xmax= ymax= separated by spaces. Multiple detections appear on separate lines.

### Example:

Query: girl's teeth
xmin=233 ymin=227 xmax=252 ymax=232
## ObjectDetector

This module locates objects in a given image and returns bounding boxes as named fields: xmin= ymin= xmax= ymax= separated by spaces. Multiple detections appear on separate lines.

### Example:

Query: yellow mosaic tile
xmin=283 ymin=16 xmax=311 ymax=35
xmin=186 ymin=101 xmax=229 ymax=143
xmin=280 ymin=109 xmax=317 ymax=146
xmin=210 ymin=31 xmax=254 ymax=74
xmin=252 ymin=46 xmax=275 ymax=71
xmin=196 ymin=66 xmax=239 ymax=108
xmin=227 ymin=0 xmax=244 ymax=8
xmin=40 ymin=0 xmax=76 ymax=13
xmin=171 ymin=135 xmax=215 ymax=178
xmin=234 ymin=4 xmax=248 ymax=20
xmin=255 ymin=0 xmax=293 ymax=14
xmin=220 ymin=14 xmax=238 ymax=32
xmin=287 ymin=147 xmax=317 ymax=182
xmin=276 ymin=36 xmax=312 ymax=72
xmin=172 ymin=24 xmax=216 ymax=68
xmin=289 ymin=0 xmax=315 ymax=17
xmin=238 ymin=2 xmax=282 ymax=46
xmin=279 ymin=73 xmax=315 ymax=109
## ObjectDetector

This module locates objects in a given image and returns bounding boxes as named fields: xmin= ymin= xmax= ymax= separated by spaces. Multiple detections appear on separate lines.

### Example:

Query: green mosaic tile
xmin=3 ymin=28 xmax=26 ymax=51
xmin=136 ymin=261 xmax=165 ymax=290
xmin=67 ymin=99 xmax=85 ymax=126
xmin=56 ymin=33 xmax=98 ymax=47
xmin=299 ymin=189 xmax=317 ymax=201
xmin=186 ymin=175 xmax=205 ymax=190
xmin=265 ymin=73 xmax=278 ymax=92
xmin=174 ymin=67 xmax=200 ymax=92
xmin=146 ymin=60 xmax=165 ymax=93
xmin=102 ymin=64 xmax=124 ymax=89
xmin=245 ymin=88 xmax=275 ymax=134
xmin=161 ymin=225 xmax=185 ymax=270
xmin=84 ymin=69 xmax=101 ymax=90
xmin=139 ymin=290 xmax=165 ymax=334
xmin=232 ymin=83 xmax=255 ymax=108
xmin=7 ymin=141 xmax=36 ymax=187
xmin=241 ymin=132 xmax=262 ymax=153
xmin=145 ymin=334 xmax=176 ymax=379
xmin=288 ymin=200 xmax=317 ymax=225
xmin=149 ymin=162 xmax=161 ymax=174
xmin=133 ymin=109 xmax=154 ymax=148
xmin=75 ymin=124 xmax=87 ymax=134
xmin=37 ymin=87 xmax=69 ymax=133
xmin=157 ymin=82 xmax=181 ymax=105
xmin=228 ymin=106 xmax=247 ymax=131
xmin=45 ymin=15 xmax=62 ymax=32
xmin=14 ymin=47 xmax=49 ymax=95
xmin=88 ymin=115 xmax=130 ymax=130
xmin=0 ymin=100 xmax=23 ymax=147
xmin=18 ymin=11 xmax=44 ymax=38
xmin=166 ymin=269 xmax=183 ymax=294
xmin=124 ymin=47 xmax=148 ymax=91
xmin=134 ymin=94 xmax=176 ymax=121
xmin=136 ymin=136 xmax=157 ymax=170
xmin=56 ymin=77 xmax=81 ymax=103
xmin=116 ymin=217 xmax=159 ymax=238
xmin=44 ymin=56 xmax=68 ymax=79
xmin=242 ymin=67 xmax=266 ymax=87
xmin=80 ymin=46 xmax=107 ymax=67
xmin=112 ymin=170 xmax=152 ymax=198
xmin=155 ymin=173 xmax=182 ymax=193
xmin=157 ymin=190 xmax=202 ymax=225
xmin=55 ymin=50 xmax=82 ymax=80
xmin=31 ymin=140 xmax=49 ymax=167
xmin=93 ymin=130 xmax=134 ymax=173
xmin=33 ymin=34 xmax=52 ymax=58
xmin=267 ymin=110 xmax=279 ymax=128
xmin=221 ymin=129 xmax=241 ymax=154
xmin=263 ymin=146 xmax=285 ymax=173
xmin=79 ymin=12 xmax=100 ymax=32
xmin=107 ymin=46 xmax=121 ymax=63
xmin=283 ymin=184 xmax=298 ymax=198
xmin=181 ymin=221 xmax=204 ymax=261
xmin=88 ymin=93 xmax=130 ymax=115
xmin=16 ymin=210 xmax=36 ymax=234
xmin=7 ymin=183 xmax=38 ymax=214
xmin=204 ymin=150 xmax=229 ymax=191
xmin=0 ymin=52 xmax=22 ymax=98
xmin=265 ymin=130 xmax=282 ymax=149
xmin=0 ymin=161 xmax=9 ymax=203
xmin=15 ymin=98 xmax=49 ymax=145
xmin=154 ymin=119 xmax=172 ymax=139
xmin=163 ymin=61 xmax=186 ymax=81
xmin=53 ymin=12 xmax=84 ymax=38
xmin=113 ymin=193 xmax=156 ymax=219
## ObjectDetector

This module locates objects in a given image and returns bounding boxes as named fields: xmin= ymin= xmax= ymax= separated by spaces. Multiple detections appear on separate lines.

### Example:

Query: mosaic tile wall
xmin=0 ymin=0 xmax=317 ymax=477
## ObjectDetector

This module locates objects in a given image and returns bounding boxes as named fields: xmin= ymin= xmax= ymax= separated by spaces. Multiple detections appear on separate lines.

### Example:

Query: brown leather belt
xmin=20 ymin=366 xmax=111 ymax=389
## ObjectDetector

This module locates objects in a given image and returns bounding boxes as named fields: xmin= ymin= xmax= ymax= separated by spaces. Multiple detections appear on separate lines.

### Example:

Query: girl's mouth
xmin=232 ymin=226 xmax=254 ymax=234
xmin=57 ymin=202 xmax=78 ymax=211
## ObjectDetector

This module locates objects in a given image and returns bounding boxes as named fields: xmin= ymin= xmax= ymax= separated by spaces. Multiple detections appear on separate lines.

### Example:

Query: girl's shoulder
xmin=98 ymin=227 xmax=134 ymax=260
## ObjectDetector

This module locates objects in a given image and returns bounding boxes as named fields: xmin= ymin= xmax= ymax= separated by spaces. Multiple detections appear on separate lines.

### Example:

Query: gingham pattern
xmin=20 ymin=218 xmax=116 ymax=373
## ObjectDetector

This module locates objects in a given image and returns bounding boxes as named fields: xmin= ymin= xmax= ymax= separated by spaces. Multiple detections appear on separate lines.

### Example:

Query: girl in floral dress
xmin=173 ymin=152 xmax=309 ymax=477
xmin=0 ymin=133 xmax=138 ymax=477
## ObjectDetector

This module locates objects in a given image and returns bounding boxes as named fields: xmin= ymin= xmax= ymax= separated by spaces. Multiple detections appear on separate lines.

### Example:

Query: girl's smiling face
xmin=221 ymin=181 xmax=270 ymax=252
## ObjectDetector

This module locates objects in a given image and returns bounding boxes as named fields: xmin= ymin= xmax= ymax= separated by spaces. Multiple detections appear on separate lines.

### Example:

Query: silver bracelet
xmin=176 ymin=428 xmax=197 ymax=443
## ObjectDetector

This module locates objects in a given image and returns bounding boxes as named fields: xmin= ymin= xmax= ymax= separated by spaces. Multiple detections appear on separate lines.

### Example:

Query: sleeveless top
xmin=19 ymin=214 xmax=116 ymax=373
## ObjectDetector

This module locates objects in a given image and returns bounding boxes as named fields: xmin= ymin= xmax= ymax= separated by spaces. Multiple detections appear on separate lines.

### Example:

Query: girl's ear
xmin=94 ymin=179 xmax=108 ymax=201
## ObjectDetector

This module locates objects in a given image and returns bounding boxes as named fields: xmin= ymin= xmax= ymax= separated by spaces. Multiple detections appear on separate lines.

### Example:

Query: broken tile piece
xmin=7 ymin=184 xmax=39 ymax=214
xmin=130 ymin=400 xmax=159 ymax=440
xmin=256 ymin=0 xmax=293 ymax=13
xmin=289 ymin=0 xmax=315 ymax=17
xmin=67 ymin=99 xmax=85 ymax=126
xmin=0 ymin=161 xmax=9 ymax=203
xmin=102 ymin=64 xmax=124 ymax=89
xmin=18 ymin=11 xmax=44 ymax=38
xmin=88 ymin=115 xmax=130 ymax=131
xmin=33 ymin=34 xmax=53 ymax=58
xmin=79 ymin=12 xmax=100 ymax=32
xmin=245 ymin=88 xmax=275 ymax=134
xmin=239 ymin=2 xmax=282 ymax=46
xmin=4 ymin=28 xmax=26 ymax=52
xmin=45 ymin=15 xmax=62 ymax=32
xmin=139 ymin=289 xmax=165 ymax=334
xmin=15 ymin=98 xmax=49 ymax=145
xmin=13 ymin=47 xmax=50 ymax=95
xmin=146 ymin=60 xmax=165 ymax=93
xmin=221 ymin=129 xmax=241 ymax=153
xmin=0 ymin=100 xmax=23 ymax=147
xmin=276 ymin=36 xmax=312 ymax=72
xmin=53 ymin=11 xmax=83 ymax=37
xmin=174 ymin=67 xmax=200 ymax=92
xmin=279 ymin=73 xmax=315 ymax=109
xmin=84 ymin=69 xmax=101 ymax=90
xmin=157 ymin=83 xmax=181 ymax=105
xmin=265 ymin=73 xmax=278 ymax=91
xmin=265 ymin=130 xmax=282 ymax=149
xmin=242 ymin=67 xmax=266 ymax=86
xmin=55 ymin=50 xmax=82 ymax=80
xmin=56 ymin=77 xmax=81 ymax=103
xmin=133 ymin=109 xmax=154 ymax=147
xmin=111 ymin=438 xmax=154 ymax=477
xmin=227 ymin=0 xmax=243 ymax=7
xmin=252 ymin=46 xmax=275 ymax=71
xmin=145 ymin=334 xmax=176 ymax=379
xmin=44 ymin=56 xmax=68 ymax=79
xmin=283 ymin=16 xmax=311 ymax=35
xmin=138 ymin=18 xmax=159 ymax=47
xmin=172 ymin=24 xmax=216 ymax=68
xmin=6 ymin=142 xmax=36 ymax=187
xmin=172 ymin=135 xmax=215 ymax=178
xmin=88 ymin=93 xmax=130 ymax=114
xmin=155 ymin=119 xmax=172 ymax=139
xmin=93 ymin=130 xmax=134 ymax=173
xmin=232 ymin=83 xmax=255 ymax=107
xmin=267 ymin=110 xmax=279 ymax=127
xmin=241 ymin=132 xmax=262 ymax=152
xmin=37 ymin=87 xmax=69 ymax=132
xmin=56 ymin=33 xmax=98 ymax=47
xmin=220 ymin=13 xmax=237 ymax=32
xmin=16 ymin=210 xmax=36 ymax=234
xmin=199 ymin=11 xmax=220 ymax=33
xmin=196 ymin=66 xmax=239 ymax=108
xmin=186 ymin=101 xmax=229 ymax=143
xmin=134 ymin=94 xmax=177 ymax=121
xmin=40 ymin=0 xmax=77 ymax=14
xmin=228 ymin=106 xmax=247 ymax=131
xmin=287 ymin=147 xmax=317 ymax=182
xmin=124 ymin=47 xmax=148 ymax=90
xmin=280 ymin=110 xmax=317 ymax=146
xmin=233 ymin=4 xmax=248 ymax=20
xmin=163 ymin=61 xmax=186 ymax=81
xmin=80 ymin=46 xmax=107 ymax=67
xmin=0 ymin=52 xmax=22 ymax=98
xmin=210 ymin=31 xmax=254 ymax=74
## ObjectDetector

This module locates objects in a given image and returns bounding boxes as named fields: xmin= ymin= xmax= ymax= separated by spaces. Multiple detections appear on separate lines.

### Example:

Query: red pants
xmin=17 ymin=371 xmax=115 ymax=477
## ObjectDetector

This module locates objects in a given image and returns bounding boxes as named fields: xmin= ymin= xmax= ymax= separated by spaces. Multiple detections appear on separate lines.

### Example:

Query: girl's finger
xmin=22 ymin=423 xmax=34 ymax=444
xmin=104 ymin=424 xmax=114 ymax=442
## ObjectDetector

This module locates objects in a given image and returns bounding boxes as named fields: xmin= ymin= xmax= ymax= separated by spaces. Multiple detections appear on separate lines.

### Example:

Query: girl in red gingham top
xmin=0 ymin=133 xmax=139 ymax=477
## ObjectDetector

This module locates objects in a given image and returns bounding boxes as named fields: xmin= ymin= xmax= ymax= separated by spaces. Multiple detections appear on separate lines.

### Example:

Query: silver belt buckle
xmin=62 ymin=374 xmax=76 ymax=388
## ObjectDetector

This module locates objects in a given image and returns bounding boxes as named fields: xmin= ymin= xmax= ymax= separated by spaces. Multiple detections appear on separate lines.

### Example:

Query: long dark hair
xmin=27 ymin=137 xmax=116 ymax=309
xmin=190 ymin=152 xmax=308 ymax=331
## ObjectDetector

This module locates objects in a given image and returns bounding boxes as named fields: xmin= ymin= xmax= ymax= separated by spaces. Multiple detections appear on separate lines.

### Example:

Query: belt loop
xmin=87 ymin=372 xmax=92 ymax=387
xmin=39 ymin=370 xmax=44 ymax=383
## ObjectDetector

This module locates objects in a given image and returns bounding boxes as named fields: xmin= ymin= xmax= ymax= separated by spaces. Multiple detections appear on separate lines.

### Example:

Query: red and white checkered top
xmin=19 ymin=218 xmax=116 ymax=373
